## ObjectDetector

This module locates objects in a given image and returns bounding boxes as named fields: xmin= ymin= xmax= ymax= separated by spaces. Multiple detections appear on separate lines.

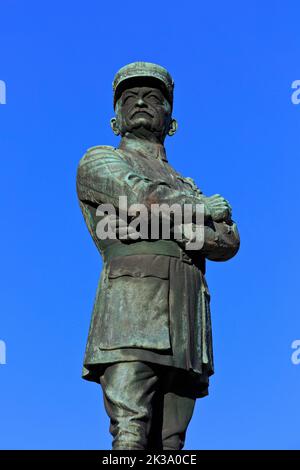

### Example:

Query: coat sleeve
xmin=201 ymin=219 xmax=240 ymax=261
xmin=76 ymin=146 xmax=206 ymax=214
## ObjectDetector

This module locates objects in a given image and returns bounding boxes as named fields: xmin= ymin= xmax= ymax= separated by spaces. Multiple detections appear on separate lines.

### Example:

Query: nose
xmin=136 ymin=97 xmax=147 ymax=107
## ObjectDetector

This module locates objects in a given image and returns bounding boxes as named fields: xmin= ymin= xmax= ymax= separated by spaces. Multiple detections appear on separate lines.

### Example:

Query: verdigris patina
xmin=76 ymin=62 xmax=240 ymax=450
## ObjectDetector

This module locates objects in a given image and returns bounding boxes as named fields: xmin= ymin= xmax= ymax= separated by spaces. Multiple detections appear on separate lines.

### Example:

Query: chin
xmin=128 ymin=120 xmax=153 ymax=132
xmin=131 ymin=117 xmax=152 ymax=127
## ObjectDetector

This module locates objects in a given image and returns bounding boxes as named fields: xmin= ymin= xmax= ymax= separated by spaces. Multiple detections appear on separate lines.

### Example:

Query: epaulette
xmin=79 ymin=145 xmax=117 ymax=166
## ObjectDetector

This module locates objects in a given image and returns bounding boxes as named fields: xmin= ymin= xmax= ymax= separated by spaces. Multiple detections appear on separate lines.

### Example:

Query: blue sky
xmin=1 ymin=0 xmax=300 ymax=450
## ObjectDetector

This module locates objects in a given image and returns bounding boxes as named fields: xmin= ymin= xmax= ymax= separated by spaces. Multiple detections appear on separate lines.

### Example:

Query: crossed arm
xmin=77 ymin=147 xmax=240 ymax=262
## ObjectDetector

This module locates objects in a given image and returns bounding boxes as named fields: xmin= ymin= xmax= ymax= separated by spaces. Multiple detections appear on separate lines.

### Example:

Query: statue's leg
xmin=100 ymin=361 xmax=158 ymax=450
xmin=147 ymin=386 xmax=164 ymax=450
xmin=161 ymin=391 xmax=196 ymax=450
xmin=160 ymin=368 xmax=196 ymax=450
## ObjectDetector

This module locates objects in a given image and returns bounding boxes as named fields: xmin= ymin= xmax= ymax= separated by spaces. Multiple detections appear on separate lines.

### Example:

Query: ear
xmin=110 ymin=117 xmax=120 ymax=136
xmin=168 ymin=118 xmax=178 ymax=137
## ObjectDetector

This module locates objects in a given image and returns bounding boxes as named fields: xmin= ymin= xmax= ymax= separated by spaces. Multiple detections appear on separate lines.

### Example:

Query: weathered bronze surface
xmin=76 ymin=62 xmax=240 ymax=450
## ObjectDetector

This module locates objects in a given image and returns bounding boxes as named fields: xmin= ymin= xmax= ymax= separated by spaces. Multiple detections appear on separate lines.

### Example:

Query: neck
xmin=119 ymin=133 xmax=167 ymax=161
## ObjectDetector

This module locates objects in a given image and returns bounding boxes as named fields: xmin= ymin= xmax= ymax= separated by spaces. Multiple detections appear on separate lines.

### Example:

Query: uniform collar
xmin=119 ymin=135 xmax=168 ymax=162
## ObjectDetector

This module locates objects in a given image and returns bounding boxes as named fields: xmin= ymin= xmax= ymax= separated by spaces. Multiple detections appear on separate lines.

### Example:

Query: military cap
xmin=113 ymin=61 xmax=174 ymax=108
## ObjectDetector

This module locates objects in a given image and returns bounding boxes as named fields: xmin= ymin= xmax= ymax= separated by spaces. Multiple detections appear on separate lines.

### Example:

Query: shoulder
xmin=78 ymin=145 xmax=119 ymax=168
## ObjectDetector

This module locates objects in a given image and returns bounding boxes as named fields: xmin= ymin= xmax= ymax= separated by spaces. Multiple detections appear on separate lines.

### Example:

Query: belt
xmin=102 ymin=240 xmax=201 ymax=267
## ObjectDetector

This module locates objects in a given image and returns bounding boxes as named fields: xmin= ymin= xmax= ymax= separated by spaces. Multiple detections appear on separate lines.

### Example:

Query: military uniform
xmin=76 ymin=62 xmax=240 ymax=449
xmin=77 ymin=138 xmax=239 ymax=393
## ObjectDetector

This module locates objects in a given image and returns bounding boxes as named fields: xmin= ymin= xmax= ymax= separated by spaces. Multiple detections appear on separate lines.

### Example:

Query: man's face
xmin=115 ymin=85 xmax=172 ymax=140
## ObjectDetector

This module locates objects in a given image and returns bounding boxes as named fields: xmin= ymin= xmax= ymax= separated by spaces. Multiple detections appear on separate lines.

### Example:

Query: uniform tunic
xmin=76 ymin=138 xmax=239 ymax=398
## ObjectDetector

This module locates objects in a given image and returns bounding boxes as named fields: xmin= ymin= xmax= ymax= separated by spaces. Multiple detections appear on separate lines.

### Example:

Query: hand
xmin=101 ymin=214 xmax=139 ymax=242
xmin=173 ymin=222 xmax=204 ymax=251
xmin=204 ymin=194 xmax=232 ymax=222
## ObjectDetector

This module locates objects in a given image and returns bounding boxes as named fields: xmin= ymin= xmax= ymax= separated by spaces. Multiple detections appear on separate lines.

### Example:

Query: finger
xmin=209 ymin=197 xmax=227 ymax=204
xmin=117 ymin=230 xmax=140 ymax=241
xmin=211 ymin=198 xmax=230 ymax=205
xmin=116 ymin=219 xmax=129 ymax=228
xmin=213 ymin=209 xmax=230 ymax=219
xmin=211 ymin=204 xmax=230 ymax=210
xmin=211 ymin=194 xmax=228 ymax=201
xmin=116 ymin=226 xmax=137 ymax=236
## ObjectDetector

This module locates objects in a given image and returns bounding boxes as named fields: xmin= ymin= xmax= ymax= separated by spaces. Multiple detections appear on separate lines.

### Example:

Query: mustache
xmin=130 ymin=108 xmax=154 ymax=119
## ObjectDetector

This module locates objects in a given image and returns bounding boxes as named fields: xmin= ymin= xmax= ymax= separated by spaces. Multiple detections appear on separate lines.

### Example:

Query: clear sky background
xmin=1 ymin=0 xmax=300 ymax=450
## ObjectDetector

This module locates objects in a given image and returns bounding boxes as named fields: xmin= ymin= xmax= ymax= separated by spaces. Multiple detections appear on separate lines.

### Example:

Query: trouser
xmin=99 ymin=361 xmax=197 ymax=450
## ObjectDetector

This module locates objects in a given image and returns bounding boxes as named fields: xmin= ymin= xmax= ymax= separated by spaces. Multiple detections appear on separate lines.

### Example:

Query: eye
xmin=147 ymin=94 xmax=161 ymax=104
xmin=123 ymin=94 xmax=136 ymax=105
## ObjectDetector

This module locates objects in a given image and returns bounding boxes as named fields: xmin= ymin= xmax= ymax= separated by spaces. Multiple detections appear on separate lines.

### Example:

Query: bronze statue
xmin=76 ymin=62 xmax=240 ymax=450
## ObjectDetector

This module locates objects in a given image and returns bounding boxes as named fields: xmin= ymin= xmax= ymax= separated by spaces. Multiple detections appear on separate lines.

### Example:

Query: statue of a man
xmin=76 ymin=62 xmax=240 ymax=450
